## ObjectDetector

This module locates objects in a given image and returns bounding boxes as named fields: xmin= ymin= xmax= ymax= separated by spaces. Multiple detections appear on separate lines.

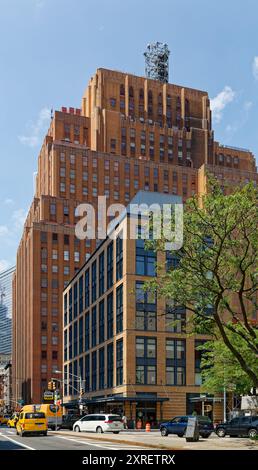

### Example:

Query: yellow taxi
xmin=16 ymin=411 xmax=48 ymax=437
xmin=7 ymin=413 xmax=19 ymax=428
xmin=0 ymin=414 xmax=10 ymax=425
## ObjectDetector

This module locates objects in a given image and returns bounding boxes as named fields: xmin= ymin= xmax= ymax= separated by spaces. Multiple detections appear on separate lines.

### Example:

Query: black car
xmin=160 ymin=415 xmax=214 ymax=438
xmin=216 ymin=416 xmax=258 ymax=438
xmin=60 ymin=414 xmax=81 ymax=430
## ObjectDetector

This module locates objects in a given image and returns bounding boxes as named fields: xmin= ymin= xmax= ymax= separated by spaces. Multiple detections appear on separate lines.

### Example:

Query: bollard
xmin=145 ymin=422 xmax=151 ymax=432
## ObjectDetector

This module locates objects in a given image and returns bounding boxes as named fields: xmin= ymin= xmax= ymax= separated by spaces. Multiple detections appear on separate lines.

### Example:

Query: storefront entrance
xmin=136 ymin=401 xmax=157 ymax=428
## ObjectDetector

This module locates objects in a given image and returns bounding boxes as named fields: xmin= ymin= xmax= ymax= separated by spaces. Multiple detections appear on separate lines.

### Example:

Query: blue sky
xmin=0 ymin=0 xmax=257 ymax=272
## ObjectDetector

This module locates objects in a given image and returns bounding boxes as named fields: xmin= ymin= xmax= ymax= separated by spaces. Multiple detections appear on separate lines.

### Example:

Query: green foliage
xmin=149 ymin=176 xmax=258 ymax=387
xmin=199 ymin=325 xmax=258 ymax=395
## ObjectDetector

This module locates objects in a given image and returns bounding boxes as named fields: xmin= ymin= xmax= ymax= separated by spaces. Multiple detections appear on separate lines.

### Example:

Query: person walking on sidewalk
xmin=122 ymin=415 xmax=128 ymax=429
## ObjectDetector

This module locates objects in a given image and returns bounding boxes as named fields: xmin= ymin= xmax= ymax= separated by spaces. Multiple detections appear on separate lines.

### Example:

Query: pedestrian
xmin=122 ymin=414 xmax=128 ymax=429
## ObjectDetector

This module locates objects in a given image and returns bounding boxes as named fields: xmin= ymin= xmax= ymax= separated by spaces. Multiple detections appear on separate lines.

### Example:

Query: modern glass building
xmin=0 ymin=266 xmax=15 ymax=354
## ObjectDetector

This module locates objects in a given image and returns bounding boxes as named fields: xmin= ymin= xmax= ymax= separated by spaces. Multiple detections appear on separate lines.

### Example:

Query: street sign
xmin=43 ymin=390 xmax=54 ymax=401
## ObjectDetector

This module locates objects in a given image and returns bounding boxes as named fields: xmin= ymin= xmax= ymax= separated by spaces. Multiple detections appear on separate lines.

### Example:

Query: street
xmin=0 ymin=426 xmax=150 ymax=451
xmin=0 ymin=426 xmax=257 ymax=451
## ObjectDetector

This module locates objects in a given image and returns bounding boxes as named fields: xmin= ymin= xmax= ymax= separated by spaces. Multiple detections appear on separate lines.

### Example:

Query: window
xmin=41 ymin=264 xmax=47 ymax=273
xmin=91 ymin=306 xmax=97 ymax=347
xmin=41 ymin=351 xmax=47 ymax=359
xmin=85 ymin=313 xmax=90 ymax=351
xmin=41 ymin=278 xmax=48 ymax=288
xmin=136 ymin=239 xmax=156 ymax=276
xmin=79 ymin=317 xmax=83 ymax=354
xmin=135 ymin=281 xmax=157 ymax=331
xmin=99 ymin=348 xmax=105 ymax=389
xmin=153 ymin=168 xmax=158 ymax=179
xmin=52 ymin=279 xmax=58 ymax=289
xmin=60 ymin=182 xmax=66 ymax=193
xmin=99 ymin=252 xmax=105 ymax=296
xmin=166 ymin=252 xmax=181 ymax=270
xmin=105 ymin=160 xmax=110 ymax=170
xmin=92 ymin=351 xmax=97 ymax=391
xmin=116 ymin=285 xmax=123 ymax=333
xmin=50 ymin=203 xmax=56 ymax=215
xmin=136 ymin=337 xmax=156 ymax=385
xmin=110 ymin=97 xmax=116 ymax=107
xmin=60 ymin=152 xmax=65 ymax=162
xmin=79 ymin=276 xmax=83 ymax=314
xmin=41 ymin=336 xmax=47 ymax=345
xmin=70 ymin=154 xmax=75 ymax=164
xmin=85 ymin=269 xmax=90 ymax=308
xmin=70 ymin=169 xmax=75 ymax=179
xmin=107 ymin=292 xmax=113 ymax=339
xmin=91 ymin=261 xmax=97 ymax=303
xmin=92 ymin=187 xmax=97 ymax=197
xmin=64 ymin=250 xmax=69 ymax=261
xmin=116 ymin=233 xmax=123 ymax=281
xmin=73 ymin=321 xmax=78 ymax=357
xmin=165 ymin=305 xmax=186 ymax=333
xmin=166 ymin=339 xmax=186 ymax=385
xmin=107 ymin=343 xmax=113 ymax=388
xmin=107 ymin=242 xmax=113 ymax=289
xmin=99 ymin=300 xmax=105 ymax=343
xmin=195 ymin=340 xmax=206 ymax=385
xmin=64 ymin=266 xmax=70 ymax=276
xmin=74 ymin=251 xmax=80 ymax=263
xmin=110 ymin=139 xmax=116 ymax=151
xmin=116 ymin=339 xmax=123 ymax=386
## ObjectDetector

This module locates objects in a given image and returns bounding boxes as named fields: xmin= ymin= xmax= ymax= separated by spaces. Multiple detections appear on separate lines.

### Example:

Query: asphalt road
xmin=0 ymin=426 xmax=145 ymax=451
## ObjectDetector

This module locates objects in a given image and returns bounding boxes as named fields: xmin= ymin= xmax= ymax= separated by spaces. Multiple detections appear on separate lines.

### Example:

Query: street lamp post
xmin=54 ymin=370 xmax=85 ymax=415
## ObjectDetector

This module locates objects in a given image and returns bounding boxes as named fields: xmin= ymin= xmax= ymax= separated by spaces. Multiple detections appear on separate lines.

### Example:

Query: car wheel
xmin=160 ymin=427 xmax=168 ymax=437
xmin=16 ymin=430 xmax=19 ymax=436
xmin=216 ymin=428 xmax=226 ymax=438
xmin=113 ymin=431 xmax=119 ymax=434
xmin=74 ymin=425 xmax=80 ymax=433
xmin=43 ymin=431 xmax=48 ymax=436
xmin=248 ymin=428 xmax=257 ymax=439
xmin=177 ymin=433 xmax=184 ymax=437
xmin=96 ymin=426 xmax=103 ymax=433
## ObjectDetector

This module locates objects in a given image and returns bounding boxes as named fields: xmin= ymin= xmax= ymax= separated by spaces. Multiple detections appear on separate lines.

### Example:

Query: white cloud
xmin=0 ymin=260 xmax=10 ymax=274
xmin=18 ymin=107 xmax=51 ymax=148
xmin=244 ymin=100 xmax=253 ymax=111
xmin=4 ymin=198 xmax=14 ymax=205
xmin=0 ymin=226 xmax=9 ymax=236
xmin=252 ymin=56 xmax=258 ymax=80
xmin=210 ymin=86 xmax=236 ymax=123
xmin=12 ymin=208 xmax=27 ymax=230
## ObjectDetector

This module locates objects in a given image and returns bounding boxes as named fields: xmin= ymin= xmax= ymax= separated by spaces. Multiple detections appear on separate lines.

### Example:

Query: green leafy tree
xmin=198 ymin=327 xmax=258 ymax=395
xmin=149 ymin=177 xmax=258 ymax=387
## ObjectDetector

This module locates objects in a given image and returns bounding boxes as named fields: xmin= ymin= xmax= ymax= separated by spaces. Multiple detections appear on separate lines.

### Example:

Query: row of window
xmin=64 ymin=339 xmax=123 ymax=395
xmin=63 ymin=336 xmax=204 ymax=393
xmin=64 ymin=286 xmax=123 ymax=360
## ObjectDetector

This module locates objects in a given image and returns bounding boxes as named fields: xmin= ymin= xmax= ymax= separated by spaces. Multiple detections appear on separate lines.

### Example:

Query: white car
xmin=73 ymin=414 xmax=124 ymax=434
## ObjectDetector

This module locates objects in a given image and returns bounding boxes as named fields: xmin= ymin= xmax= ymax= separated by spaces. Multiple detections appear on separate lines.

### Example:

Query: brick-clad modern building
xmin=62 ymin=193 xmax=223 ymax=425
xmin=13 ymin=66 xmax=257 ymax=405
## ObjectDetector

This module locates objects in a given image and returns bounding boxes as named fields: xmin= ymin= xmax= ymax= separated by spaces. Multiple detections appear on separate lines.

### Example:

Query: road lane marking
xmin=0 ymin=432 xmax=35 ymax=450
xmin=55 ymin=435 xmax=120 ymax=449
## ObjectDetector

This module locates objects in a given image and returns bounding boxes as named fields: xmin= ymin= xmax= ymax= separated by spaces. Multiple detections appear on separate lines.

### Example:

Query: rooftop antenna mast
xmin=144 ymin=42 xmax=170 ymax=83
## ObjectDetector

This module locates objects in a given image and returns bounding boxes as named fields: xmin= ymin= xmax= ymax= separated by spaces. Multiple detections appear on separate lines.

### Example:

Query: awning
xmin=63 ymin=396 xmax=169 ymax=407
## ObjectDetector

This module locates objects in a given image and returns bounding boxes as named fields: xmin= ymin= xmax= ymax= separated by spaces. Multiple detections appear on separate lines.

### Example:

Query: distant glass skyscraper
xmin=0 ymin=266 xmax=15 ymax=354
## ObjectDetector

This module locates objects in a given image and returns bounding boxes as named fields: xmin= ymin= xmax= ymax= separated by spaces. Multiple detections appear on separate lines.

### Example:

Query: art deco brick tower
xmin=13 ymin=48 xmax=257 ymax=404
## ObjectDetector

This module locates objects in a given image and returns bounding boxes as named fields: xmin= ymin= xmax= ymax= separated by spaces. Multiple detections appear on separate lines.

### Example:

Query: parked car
xmin=160 ymin=415 xmax=214 ymax=438
xmin=73 ymin=414 xmax=124 ymax=434
xmin=216 ymin=416 xmax=258 ymax=438
xmin=16 ymin=411 xmax=48 ymax=437
xmin=60 ymin=414 xmax=81 ymax=430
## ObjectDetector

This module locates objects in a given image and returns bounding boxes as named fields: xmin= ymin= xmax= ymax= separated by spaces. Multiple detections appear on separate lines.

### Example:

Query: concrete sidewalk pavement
xmin=51 ymin=430 xmax=258 ymax=450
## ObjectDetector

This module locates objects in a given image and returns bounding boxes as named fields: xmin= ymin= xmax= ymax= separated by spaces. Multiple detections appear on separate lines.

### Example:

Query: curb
xmin=51 ymin=431 xmax=180 ymax=450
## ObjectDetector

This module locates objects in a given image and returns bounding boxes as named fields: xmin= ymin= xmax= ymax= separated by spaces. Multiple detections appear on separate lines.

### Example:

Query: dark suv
xmin=160 ymin=415 xmax=214 ymax=438
xmin=216 ymin=416 xmax=258 ymax=438
xmin=60 ymin=414 xmax=81 ymax=430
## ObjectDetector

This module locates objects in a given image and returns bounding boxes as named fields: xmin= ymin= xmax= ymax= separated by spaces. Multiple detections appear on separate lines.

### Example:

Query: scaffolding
xmin=144 ymin=42 xmax=170 ymax=83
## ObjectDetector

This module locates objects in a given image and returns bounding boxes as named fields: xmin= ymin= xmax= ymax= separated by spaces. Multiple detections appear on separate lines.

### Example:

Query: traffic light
xmin=80 ymin=388 xmax=84 ymax=398
xmin=48 ymin=380 xmax=56 ymax=391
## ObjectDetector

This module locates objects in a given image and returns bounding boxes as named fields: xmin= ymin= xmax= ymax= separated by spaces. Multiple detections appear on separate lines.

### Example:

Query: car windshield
xmin=25 ymin=412 xmax=45 ymax=419
xmin=108 ymin=415 xmax=121 ymax=421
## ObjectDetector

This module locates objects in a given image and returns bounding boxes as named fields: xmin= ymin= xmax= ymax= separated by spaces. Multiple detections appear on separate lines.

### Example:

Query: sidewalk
xmin=51 ymin=430 xmax=258 ymax=450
